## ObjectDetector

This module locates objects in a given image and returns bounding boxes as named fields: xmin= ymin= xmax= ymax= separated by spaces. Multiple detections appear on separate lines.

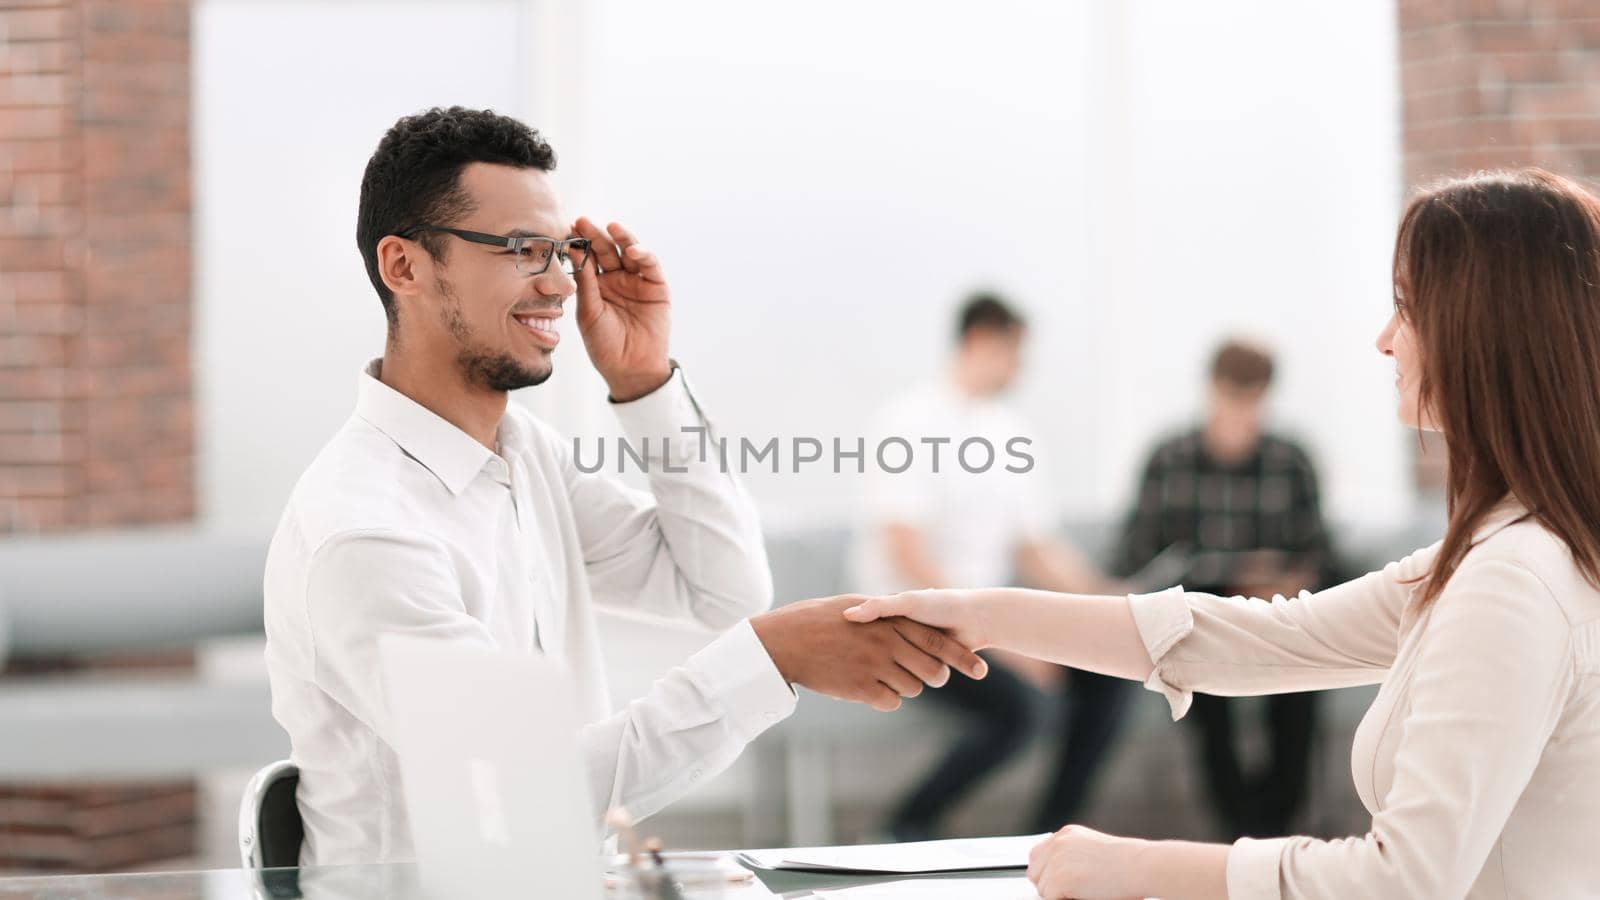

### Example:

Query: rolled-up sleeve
xmin=1229 ymin=837 xmax=1290 ymax=900
xmin=1127 ymin=585 xmax=1197 ymax=718
xmin=1126 ymin=543 xmax=1441 ymax=721
xmin=1224 ymin=558 xmax=1575 ymax=899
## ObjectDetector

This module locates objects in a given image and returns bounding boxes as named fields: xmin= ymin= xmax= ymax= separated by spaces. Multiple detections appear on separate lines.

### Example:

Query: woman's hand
xmin=842 ymin=589 xmax=994 ymax=652
xmin=1027 ymin=824 xmax=1148 ymax=900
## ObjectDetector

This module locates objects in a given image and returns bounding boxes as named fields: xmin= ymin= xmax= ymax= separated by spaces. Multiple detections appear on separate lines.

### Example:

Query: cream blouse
xmin=1127 ymin=500 xmax=1600 ymax=899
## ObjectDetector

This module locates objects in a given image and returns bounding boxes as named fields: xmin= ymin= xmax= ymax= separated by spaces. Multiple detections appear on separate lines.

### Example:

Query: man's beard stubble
xmin=436 ymin=274 xmax=553 ymax=393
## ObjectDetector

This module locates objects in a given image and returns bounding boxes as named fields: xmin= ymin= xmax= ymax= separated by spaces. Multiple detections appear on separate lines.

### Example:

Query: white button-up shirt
xmin=263 ymin=360 xmax=796 ymax=866
xmin=1128 ymin=499 xmax=1600 ymax=899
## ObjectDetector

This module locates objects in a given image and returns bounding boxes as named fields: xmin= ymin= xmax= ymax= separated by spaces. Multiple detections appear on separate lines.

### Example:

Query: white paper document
xmin=736 ymin=834 xmax=1046 ymax=874
xmin=809 ymin=877 xmax=1039 ymax=898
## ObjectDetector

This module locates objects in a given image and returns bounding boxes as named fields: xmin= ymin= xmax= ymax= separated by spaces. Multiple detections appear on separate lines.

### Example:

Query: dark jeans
xmin=888 ymin=661 xmax=1132 ymax=838
xmin=1187 ymin=691 xmax=1318 ymax=839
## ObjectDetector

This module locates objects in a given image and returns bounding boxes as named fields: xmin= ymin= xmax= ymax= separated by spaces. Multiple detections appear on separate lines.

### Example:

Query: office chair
xmin=239 ymin=759 xmax=303 ymax=869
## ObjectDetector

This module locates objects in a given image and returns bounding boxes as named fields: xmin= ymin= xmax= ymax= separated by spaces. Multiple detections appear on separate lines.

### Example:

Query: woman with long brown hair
xmin=839 ymin=168 xmax=1600 ymax=899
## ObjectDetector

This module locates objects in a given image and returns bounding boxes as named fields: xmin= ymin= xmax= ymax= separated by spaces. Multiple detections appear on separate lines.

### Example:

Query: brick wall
xmin=0 ymin=0 xmax=197 ymax=874
xmin=1397 ymin=0 xmax=1600 ymax=489
xmin=0 ymin=0 xmax=193 ymax=534
xmin=1399 ymin=0 xmax=1600 ymax=190
xmin=0 ymin=782 xmax=197 ymax=872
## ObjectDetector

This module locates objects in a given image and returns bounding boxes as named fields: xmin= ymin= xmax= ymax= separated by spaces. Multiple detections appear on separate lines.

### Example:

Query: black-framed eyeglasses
xmin=396 ymin=224 xmax=591 ymax=277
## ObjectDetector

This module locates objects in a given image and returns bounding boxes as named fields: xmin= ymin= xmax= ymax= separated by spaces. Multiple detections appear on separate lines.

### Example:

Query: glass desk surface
xmin=0 ymin=858 xmax=1022 ymax=899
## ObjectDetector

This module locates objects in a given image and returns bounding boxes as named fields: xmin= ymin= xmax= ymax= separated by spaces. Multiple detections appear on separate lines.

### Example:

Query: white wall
xmin=192 ymin=0 xmax=528 ymax=531
xmin=1085 ymin=1 xmax=1409 ymax=528
xmin=194 ymin=1 xmax=1408 ymax=536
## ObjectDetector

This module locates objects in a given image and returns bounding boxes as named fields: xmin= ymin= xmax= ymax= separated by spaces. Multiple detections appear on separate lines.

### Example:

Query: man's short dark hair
xmin=1210 ymin=338 xmax=1275 ymax=389
xmin=955 ymin=292 xmax=1026 ymax=341
xmin=356 ymin=106 xmax=558 ymax=328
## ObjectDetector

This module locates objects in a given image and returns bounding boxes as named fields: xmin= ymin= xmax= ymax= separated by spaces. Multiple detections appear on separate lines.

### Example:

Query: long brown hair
xmin=1396 ymin=168 xmax=1600 ymax=606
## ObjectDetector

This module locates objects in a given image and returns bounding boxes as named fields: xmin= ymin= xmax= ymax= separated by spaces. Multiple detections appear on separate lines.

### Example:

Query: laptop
xmin=379 ymin=637 xmax=603 ymax=900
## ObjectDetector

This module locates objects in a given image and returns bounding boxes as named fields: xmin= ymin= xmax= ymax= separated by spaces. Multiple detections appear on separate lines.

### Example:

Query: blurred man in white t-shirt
xmin=851 ymin=293 xmax=1131 ymax=839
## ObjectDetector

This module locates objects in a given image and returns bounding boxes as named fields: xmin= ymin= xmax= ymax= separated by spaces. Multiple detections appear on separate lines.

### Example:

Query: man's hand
xmin=571 ymin=217 xmax=672 ymax=402
xmin=750 ymin=596 xmax=989 ymax=712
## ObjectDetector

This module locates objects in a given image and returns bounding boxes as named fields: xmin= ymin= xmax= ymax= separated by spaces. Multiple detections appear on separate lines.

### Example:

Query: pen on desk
xmin=606 ymin=807 xmax=687 ymax=900
xmin=645 ymin=838 xmax=687 ymax=900
xmin=645 ymin=837 xmax=668 ymax=869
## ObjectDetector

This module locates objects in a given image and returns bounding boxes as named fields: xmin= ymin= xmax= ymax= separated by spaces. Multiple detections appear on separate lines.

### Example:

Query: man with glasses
xmin=263 ymin=106 xmax=987 ymax=865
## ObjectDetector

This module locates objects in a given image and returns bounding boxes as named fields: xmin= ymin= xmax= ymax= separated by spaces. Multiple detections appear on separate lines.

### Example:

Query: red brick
xmin=0 ymin=431 xmax=80 ymax=462
xmin=1400 ymin=22 xmax=1472 ymax=63
xmin=80 ymin=60 xmax=184 ymax=96
xmin=0 ymin=235 xmax=66 ymax=267
xmin=1548 ymin=117 xmax=1600 ymax=145
xmin=1568 ymin=18 xmax=1600 ymax=47
xmin=83 ymin=1 xmax=187 ymax=38
xmin=0 ymin=203 xmax=79 ymax=236
xmin=0 ymin=463 xmax=76 ymax=496
xmin=0 ymin=105 xmax=68 ymax=137
xmin=0 ymin=400 xmax=61 ymax=431
xmin=1508 ymin=83 xmax=1600 ymax=118
xmin=7 ymin=495 xmax=72 ymax=531
xmin=0 ymin=138 xmax=75 ymax=172
xmin=1401 ymin=55 xmax=1473 ymax=95
xmin=82 ymin=211 xmax=185 ymax=244
xmin=1460 ymin=0 xmax=1539 ymax=21
xmin=1454 ymin=146 xmax=1539 ymax=170
xmin=0 ymin=365 xmax=71 ymax=399
xmin=0 ymin=0 xmax=194 ymax=538
xmin=1462 ymin=21 xmax=1548 ymax=54
xmin=0 ymin=72 xmax=71 ymax=105
xmin=2 ymin=171 xmax=74 ymax=205
xmin=0 ymin=7 xmax=73 ymax=42
xmin=1476 ymin=50 xmax=1581 ymax=84
xmin=0 ymin=40 xmax=74 ymax=76
xmin=0 ymin=334 xmax=67 ymax=366
xmin=0 ymin=270 xmax=70 ymax=303
xmin=79 ymin=30 xmax=185 ymax=65
xmin=1405 ymin=87 xmax=1491 ymax=124
xmin=7 ymin=302 xmax=81 ymax=335
xmin=78 ymin=332 xmax=185 ymax=368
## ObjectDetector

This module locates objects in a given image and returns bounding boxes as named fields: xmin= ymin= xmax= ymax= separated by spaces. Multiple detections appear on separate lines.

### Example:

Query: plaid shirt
xmin=1112 ymin=427 xmax=1330 ymax=593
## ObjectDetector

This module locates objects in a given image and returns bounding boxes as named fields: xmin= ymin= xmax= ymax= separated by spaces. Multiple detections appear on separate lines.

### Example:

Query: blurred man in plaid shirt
xmin=1112 ymin=338 xmax=1333 ymax=839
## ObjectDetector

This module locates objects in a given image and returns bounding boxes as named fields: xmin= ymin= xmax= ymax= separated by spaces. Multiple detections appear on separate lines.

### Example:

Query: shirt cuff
xmin=608 ymin=365 xmax=716 ymax=466
xmin=683 ymin=619 xmax=797 ymax=742
xmin=1126 ymin=586 xmax=1195 ymax=720
xmin=1227 ymin=837 xmax=1288 ymax=900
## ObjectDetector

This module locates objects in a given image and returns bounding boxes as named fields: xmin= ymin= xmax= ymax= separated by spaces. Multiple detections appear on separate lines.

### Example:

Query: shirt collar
xmin=355 ymin=359 xmax=496 ymax=496
xmin=1471 ymin=494 xmax=1533 ymax=542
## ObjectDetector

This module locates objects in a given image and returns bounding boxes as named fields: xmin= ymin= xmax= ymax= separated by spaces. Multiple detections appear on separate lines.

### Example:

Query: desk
xmin=0 ymin=860 xmax=1019 ymax=898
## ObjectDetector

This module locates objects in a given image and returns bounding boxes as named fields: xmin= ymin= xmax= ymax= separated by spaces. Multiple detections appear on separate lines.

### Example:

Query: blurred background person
xmin=852 ymin=293 xmax=1129 ymax=840
xmin=1111 ymin=338 xmax=1335 ymax=839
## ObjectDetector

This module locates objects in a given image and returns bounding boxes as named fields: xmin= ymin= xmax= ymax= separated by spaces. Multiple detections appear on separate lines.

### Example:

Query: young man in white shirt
xmin=852 ymin=294 xmax=1125 ymax=839
xmin=262 ymin=106 xmax=986 ymax=866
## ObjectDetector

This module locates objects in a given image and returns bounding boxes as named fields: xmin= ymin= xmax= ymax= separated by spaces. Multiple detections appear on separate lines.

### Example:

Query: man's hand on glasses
xmin=570 ymin=217 xmax=673 ymax=403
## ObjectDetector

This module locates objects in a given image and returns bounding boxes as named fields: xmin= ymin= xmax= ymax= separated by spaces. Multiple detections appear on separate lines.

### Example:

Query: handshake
xmin=748 ymin=593 xmax=989 ymax=711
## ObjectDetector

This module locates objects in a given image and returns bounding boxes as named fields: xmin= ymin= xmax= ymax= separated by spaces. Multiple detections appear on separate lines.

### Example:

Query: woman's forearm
xmin=976 ymin=588 xmax=1157 ymax=682
xmin=1028 ymin=827 xmax=1230 ymax=899
xmin=1134 ymin=839 xmax=1231 ymax=900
